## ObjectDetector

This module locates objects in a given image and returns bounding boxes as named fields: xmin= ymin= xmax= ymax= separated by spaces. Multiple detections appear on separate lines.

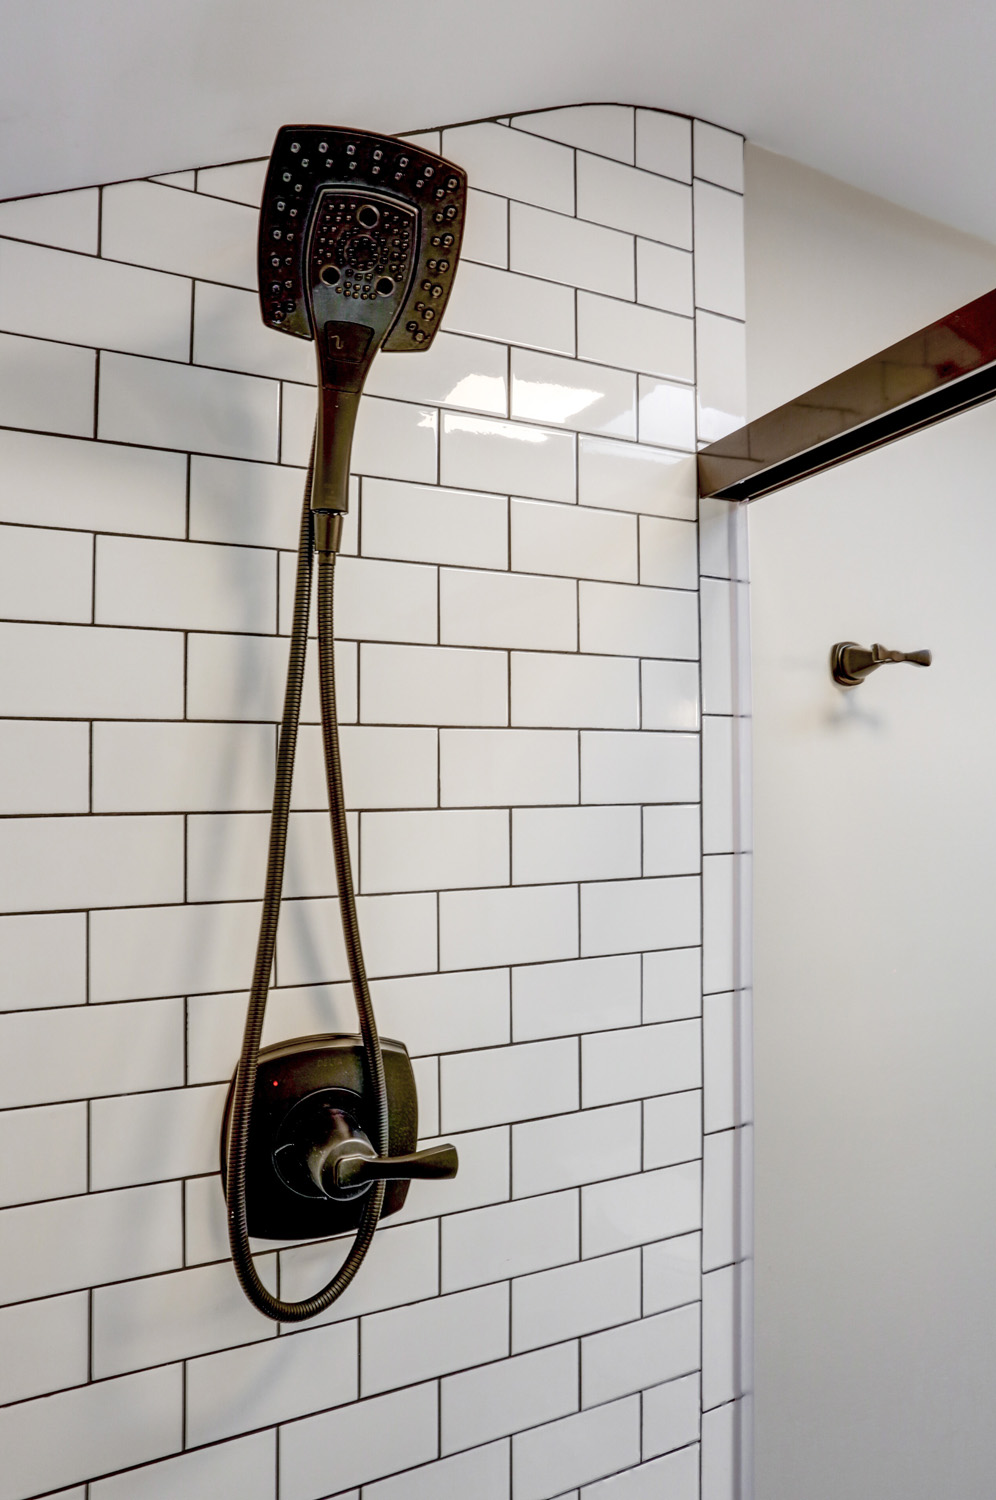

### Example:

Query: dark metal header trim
xmin=697 ymin=286 xmax=996 ymax=501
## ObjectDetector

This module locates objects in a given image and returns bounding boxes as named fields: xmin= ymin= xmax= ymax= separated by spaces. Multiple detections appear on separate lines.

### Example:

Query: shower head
xmin=258 ymin=125 xmax=468 ymax=516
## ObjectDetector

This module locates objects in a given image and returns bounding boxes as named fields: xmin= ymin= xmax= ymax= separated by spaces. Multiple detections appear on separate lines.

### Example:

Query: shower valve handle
xmin=334 ymin=1143 xmax=459 ymax=1191
xmin=831 ymin=641 xmax=932 ymax=686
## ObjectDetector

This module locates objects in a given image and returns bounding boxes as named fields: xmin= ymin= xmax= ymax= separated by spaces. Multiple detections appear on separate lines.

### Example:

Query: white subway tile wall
xmin=0 ymin=105 xmax=749 ymax=1500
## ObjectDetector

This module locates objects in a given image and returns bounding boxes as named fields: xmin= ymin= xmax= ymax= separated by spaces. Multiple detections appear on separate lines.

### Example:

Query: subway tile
xmin=642 ymin=948 xmax=702 ymax=1025
xmin=642 ymin=1373 xmax=701 ymax=1459
xmin=696 ymin=313 xmax=746 ymax=443
xmin=512 ymin=954 xmax=641 ymax=1041
xmin=699 ymin=493 xmax=743 ymax=582
xmin=0 ymin=186 xmax=99 ymax=251
xmin=440 ymin=728 xmax=578 ymax=807
xmin=0 ymin=238 xmax=190 ymax=360
xmin=0 ymin=1365 xmax=181 ymax=1500
xmin=95 ymin=534 xmax=276 ymax=633
xmin=196 ymin=158 xmax=268 ymax=206
xmin=92 ymin=1257 xmax=275 ymax=1376
xmin=361 ymin=642 xmax=507 ymax=726
xmin=186 ymin=630 xmax=345 ymax=723
xmin=512 ymin=653 xmax=639 ymax=729
xmin=352 ymin=396 xmax=438 ymax=483
xmin=102 ymin=179 xmax=257 ymax=286
xmin=637 ymin=377 xmax=697 ymax=451
xmin=0 ymin=1292 xmax=88 ymax=1405
xmin=0 ymin=524 xmax=92 ymax=622
xmin=390 ymin=1124 xmax=510 ymax=1227
xmin=0 ymin=428 xmax=186 ymax=537
xmin=439 ymin=883 xmax=578 ymax=972
xmin=702 ymin=858 xmax=736 ymax=997
xmin=581 ymin=876 xmax=700 ymax=958
xmin=443 ymin=121 xmax=575 ymax=213
xmin=513 ymin=806 xmax=641 ymax=885
xmin=306 ymin=724 xmax=438 ymax=810
xmin=583 ymin=1446 xmax=698 ymax=1500
xmin=151 ymin=170 xmax=196 ymax=189
xmin=643 ymin=804 xmax=701 ymax=878
xmin=0 ymin=1101 xmax=87 ymax=1207
xmin=702 ymin=1129 xmax=737 ymax=1271
xmin=578 ymin=154 xmax=691 ymax=246
xmin=186 ymin=810 xmax=348 ymax=903
xmin=635 ymin=111 xmax=692 ymax=182
xmin=442 ymin=1343 xmax=578 ymax=1454
xmin=694 ymin=183 xmax=745 ymax=320
xmin=0 ymin=813 xmax=182 ymax=913
xmin=702 ymin=716 xmax=736 ymax=853
xmin=579 ymin=580 xmax=698 ymax=659
xmin=0 ymin=330 xmax=94 ymax=436
xmin=189 ymin=453 xmax=304 ymax=548
xmin=582 ymin=1020 xmax=701 ymax=1108
xmin=643 ymin=1232 xmax=702 ymax=1315
xmin=441 ymin=1038 xmax=578 ymax=1132
xmin=512 ymin=1249 xmax=641 ymax=1354
xmin=94 ymin=722 xmax=274 ymax=814
xmin=0 ymin=720 xmax=89 ymax=814
xmin=511 ymin=348 xmax=636 ymax=438
xmin=90 ymin=1083 xmax=227 ymax=1189
xmin=193 ymin=279 xmax=313 ymax=382
xmin=461 ymin=187 xmax=509 ymax=268
xmin=370 ymin=968 xmax=510 ymax=1054
xmin=320 ymin=555 xmax=437 ymax=644
xmin=187 ymin=1320 xmax=356 ymax=1446
xmin=277 ymin=1216 xmax=439 ymax=1325
xmin=275 ymin=892 xmax=437 ymax=985
xmin=441 ymin=412 xmax=575 ymax=503
xmin=0 ymin=912 xmax=86 ymax=1010
xmin=582 ymin=1162 xmax=701 ymax=1257
xmin=644 ymin=1091 xmax=703 ymax=1170
xmin=179 ymin=1170 xmax=302 ymax=1269
xmin=699 ymin=577 xmax=741 ymax=716
xmin=442 ymin=1190 xmax=578 ymax=1291
xmin=578 ymin=293 xmax=694 ymax=382
xmin=639 ymin=515 xmax=698 ymax=589
xmin=441 ymin=566 xmax=576 ymax=651
xmin=513 ymin=1396 xmax=641 ymax=1500
xmin=361 ymin=1283 xmax=508 ymax=1395
xmin=510 ymin=203 xmax=634 ymax=299
xmin=636 ymin=240 xmax=693 ymax=315
xmin=513 ymin=1104 xmax=641 ymax=1198
xmin=702 ymin=1265 xmax=737 ymax=1409
xmin=640 ymin=660 xmax=700 ymax=731
xmin=514 ymin=104 xmax=635 ymax=162
xmin=99 ymin=351 xmax=279 ymax=461
xmin=91 ymin=1432 xmax=275 ymax=1500
xmin=701 ymin=1401 xmax=736 ymax=1500
xmin=0 ymin=621 xmax=182 ymax=719
xmin=694 ymin=121 xmax=744 ymax=192
xmin=0 ymin=998 xmax=182 ymax=1106
xmin=446 ymin=261 xmax=575 ymax=354
xmin=0 ymin=1182 xmax=181 ymax=1305
xmin=362 ymin=478 xmax=508 ymax=569
xmin=90 ymin=901 xmax=262 ymax=1001
xmin=512 ymin=497 xmax=636 ymax=582
xmin=581 ymin=732 xmax=699 ymax=805
xmin=360 ymin=808 xmax=508 ymax=893
xmin=366 ymin=330 xmax=508 ymax=414
xmin=703 ymin=990 xmax=738 ymax=1131
xmin=578 ymin=437 xmax=696 ymax=525
xmin=582 ymin=1304 xmax=700 ymax=1407
xmin=365 ymin=1441 xmax=509 ymax=1500
xmin=280 ymin=1381 xmax=437 ymax=1499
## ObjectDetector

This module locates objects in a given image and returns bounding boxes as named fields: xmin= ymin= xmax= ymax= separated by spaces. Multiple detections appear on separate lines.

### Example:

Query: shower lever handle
xmin=333 ymin=1143 xmax=459 ymax=1192
xmin=831 ymin=641 xmax=932 ymax=686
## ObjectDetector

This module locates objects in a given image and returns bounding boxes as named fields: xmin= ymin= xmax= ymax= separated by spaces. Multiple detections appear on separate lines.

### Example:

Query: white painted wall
xmin=745 ymin=146 xmax=996 ymax=1498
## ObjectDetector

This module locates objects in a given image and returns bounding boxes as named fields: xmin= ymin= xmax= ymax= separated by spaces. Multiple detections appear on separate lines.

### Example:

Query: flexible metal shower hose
xmin=226 ymin=446 xmax=388 ymax=1322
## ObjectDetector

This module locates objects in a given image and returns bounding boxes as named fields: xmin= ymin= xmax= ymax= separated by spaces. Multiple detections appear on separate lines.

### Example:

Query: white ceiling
xmin=4 ymin=0 xmax=996 ymax=242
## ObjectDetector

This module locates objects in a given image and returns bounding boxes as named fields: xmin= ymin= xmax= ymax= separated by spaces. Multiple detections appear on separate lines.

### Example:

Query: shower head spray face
xmin=258 ymin=127 xmax=467 ymax=514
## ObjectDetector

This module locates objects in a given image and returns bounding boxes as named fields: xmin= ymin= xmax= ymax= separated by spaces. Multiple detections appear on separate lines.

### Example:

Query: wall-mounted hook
xmin=830 ymin=641 xmax=932 ymax=687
